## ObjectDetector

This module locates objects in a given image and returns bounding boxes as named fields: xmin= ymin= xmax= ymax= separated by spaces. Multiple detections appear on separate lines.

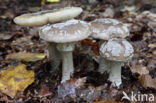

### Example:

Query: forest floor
xmin=0 ymin=0 xmax=156 ymax=103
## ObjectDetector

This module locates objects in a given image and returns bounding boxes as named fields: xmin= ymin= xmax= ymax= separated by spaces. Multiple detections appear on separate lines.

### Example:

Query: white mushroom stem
xmin=98 ymin=57 xmax=111 ymax=74
xmin=98 ymin=40 xmax=109 ymax=74
xmin=108 ymin=61 xmax=124 ymax=87
xmin=61 ymin=51 xmax=74 ymax=83
xmin=56 ymin=43 xmax=75 ymax=83
xmin=47 ymin=42 xmax=61 ymax=72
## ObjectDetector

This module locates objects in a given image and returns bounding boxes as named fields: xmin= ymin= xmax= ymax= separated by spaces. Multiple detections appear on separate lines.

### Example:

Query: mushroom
xmin=90 ymin=18 xmax=130 ymax=73
xmin=39 ymin=19 xmax=91 ymax=83
xmin=13 ymin=7 xmax=83 ymax=72
xmin=14 ymin=7 xmax=83 ymax=27
xmin=99 ymin=38 xmax=134 ymax=86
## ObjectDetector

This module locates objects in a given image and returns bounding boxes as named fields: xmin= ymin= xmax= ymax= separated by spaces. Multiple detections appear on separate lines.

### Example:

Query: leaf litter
xmin=0 ymin=0 xmax=156 ymax=102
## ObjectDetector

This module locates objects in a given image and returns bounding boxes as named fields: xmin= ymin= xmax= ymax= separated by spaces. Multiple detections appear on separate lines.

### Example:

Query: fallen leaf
xmin=0 ymin=33 xmax=13 ymax=40
xmin=57 ymin=77 xmax=86 ymax=98
xmin=77 ymin=86 xmax=102 ymax=102
xmin=152 ymin=49 xmax=156 ymax=55
xmin=0 ymin=64 xmax=34 ymax=98
xmin=28 ymin=7 xmax=41 ymax=12
xmin=46 ymin=0 xmax=60 ymax=3
xmin=12 ymin=37 xmax=33 ymax=47
xmin=121 ymin=6 xmax=136 ymax=12
xmin=130 ymin=65 xmax=149 ymax=76
xmin=147 ymin=59 xmax=156 ymax=69
xmin=94 ymin=100 xmax=124 ymax=103
xmin=29 ymin=27 xmax=40 ymax=37
xmin=101 ymin=7 xmax=114 ymax=18
xmin=139 ymin=75 xmax=156 ymax=89
xmin=0 ymin=95 xmax=11 ymax=102
xmin=80 ymin=39 xmax=99 ymax=55
xmin=148 ymin=43 xmax=156 ymax=48
xmin=39 ymin=85 xmax=52 ymax=98
xmin=148 ymin=21 xmax=156 ymax=32
xmin=7 ymin=52 xmax=47 ymax=62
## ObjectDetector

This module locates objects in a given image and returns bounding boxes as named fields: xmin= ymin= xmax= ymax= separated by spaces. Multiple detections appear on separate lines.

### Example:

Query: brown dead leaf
xmin=7 ymin=52 xmax=47 ymax=62
xmin=29 ymin=27 xmax=40 ymax=37
xmin=0 ymin=95 xmax=11 ymax=102
xmin=80 ymin=39 xmax=99 ymax=55
xmin=130 ymin=65 xmax=149 ymax=75
xmin=94 ymin=100 xmax=124 ymax=103
xmin=147 ymin=59 xmax=156 ymax=69
xmin=139 ymin=75 xmax=156 ymax=89
xmin=39 ymin=85 xmax=52 ymax=98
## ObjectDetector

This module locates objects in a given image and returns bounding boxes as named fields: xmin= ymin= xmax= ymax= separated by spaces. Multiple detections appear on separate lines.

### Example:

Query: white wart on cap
xmin=100 ymin=38 xmax=134 ymax=61
xmin=14 ymin=7 xmax=83 ymax=27
xmin=39 ymin=19 xmax=91 ymax=43
xmin=90 ymin=18 xmax=129 ymax=40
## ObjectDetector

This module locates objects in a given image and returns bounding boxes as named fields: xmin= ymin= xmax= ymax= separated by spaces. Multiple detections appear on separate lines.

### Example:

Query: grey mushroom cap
xmin=14 ymin=7 xmax=83 ymax=27
xmin=14 ymin=10 xmax=50 ymax=27
xmin=39 ymin=19 xmax=91 ymax=43
xmin=90 ymin=18 xmax=129 ymax=40
xmin=100 ymin=38 xmax=134 ymax=61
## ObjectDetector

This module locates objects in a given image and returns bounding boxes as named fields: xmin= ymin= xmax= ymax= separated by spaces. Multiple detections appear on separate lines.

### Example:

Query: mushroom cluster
xmin=90 ymin=18 xmax=130 ymax=74
xmin=90 ymin=18 xmax=134 ymax=86
xmin=14 ymin=7 xmax=91 ymax=83
xmin=14 ymin=7 xmax=83 ymax=73
xmin=14 ymin=7 xmax=134 ymax=86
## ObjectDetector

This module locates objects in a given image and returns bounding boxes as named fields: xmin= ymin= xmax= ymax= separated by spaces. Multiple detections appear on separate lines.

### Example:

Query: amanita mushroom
xmin=13 ymin=7 xmax=83 ymax=72
xmin=90 ymin=18 xmax=130 ymax=73
xmin=90 ymin=18 xmax=129 ymax=40
xmin=39 ymin=19 xmax=91 ymax=83
xmin=14 ymin=7 xmax=83 ymax=27
xmin=99 ymin=38 xmax=134 ymax=86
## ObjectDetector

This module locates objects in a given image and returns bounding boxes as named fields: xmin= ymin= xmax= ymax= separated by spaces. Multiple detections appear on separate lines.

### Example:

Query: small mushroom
xmin=90 ymin=18 xmax=130 ymax=73
xmin=39 ymin=19 xmax=91 ymax=83
xmin=14 ymin=7 xmax=83 ymax=27
xmin=99 ymin=38 xmax=134 ymax=86
xmin=13 ymin=7 xmax=83 ymax=72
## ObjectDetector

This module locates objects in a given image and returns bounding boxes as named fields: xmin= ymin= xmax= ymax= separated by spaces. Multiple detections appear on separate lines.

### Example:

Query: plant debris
xmin=0 ymin=0 xmax=155 ymax=102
